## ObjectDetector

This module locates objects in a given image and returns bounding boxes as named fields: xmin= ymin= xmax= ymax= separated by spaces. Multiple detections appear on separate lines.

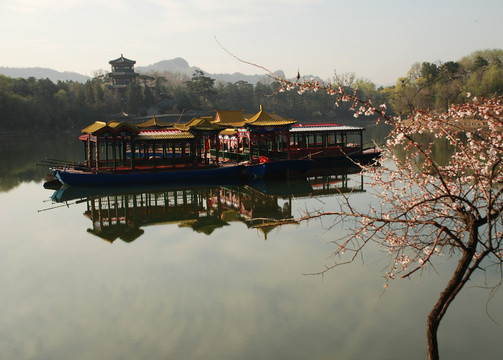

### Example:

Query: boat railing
xmin=210 ymin=149 xmax=250 ymax=163
xmin=92 ymin=156 xmax=200 ymax=171
xmin=289 ymin=145 xmax=362 ymax=159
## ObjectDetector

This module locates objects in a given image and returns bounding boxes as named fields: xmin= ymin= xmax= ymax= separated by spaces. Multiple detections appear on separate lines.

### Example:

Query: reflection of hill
xmin=46 ymin=171 xmax=365 ymax=243
xmin=0 ymin=134 xmax=83 ymax=192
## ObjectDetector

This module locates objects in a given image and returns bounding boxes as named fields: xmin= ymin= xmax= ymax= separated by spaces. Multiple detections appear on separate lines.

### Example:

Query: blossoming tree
xmin=301 ymin=87 xmax=503 ymax=360
xmin=284 ymin=84 xmax=503 ymax=360
xmin=218 ymin=39 xmax=503 ymax=358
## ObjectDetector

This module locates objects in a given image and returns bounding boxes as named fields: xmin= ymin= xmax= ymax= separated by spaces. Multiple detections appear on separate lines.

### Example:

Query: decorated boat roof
xmin=245 ymin=105 xmax=297 ymax=127
xmin=219 ymin=128 xmax=238 ymax=136
xmin=213 ymin=110 xmax=246 ymax=127
xmin=136 ymin=115 xmax=173 ymax=129
xmin=82 ymin=121 xmax=140 ymax=136
xmin=175 ymin=116 xmax=223 ymax=132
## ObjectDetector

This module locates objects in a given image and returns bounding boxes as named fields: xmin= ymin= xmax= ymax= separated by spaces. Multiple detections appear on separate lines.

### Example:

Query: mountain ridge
xmin=0 ymin=66 xmax=90 ymax=83
xmin=0 ymin=57 xmax=317 ymax=85
xmin=136 ymin=58 xmax=288 ymax=84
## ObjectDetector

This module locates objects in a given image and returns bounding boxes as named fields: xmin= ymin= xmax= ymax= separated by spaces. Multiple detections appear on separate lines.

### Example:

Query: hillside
xmin=0 ymin=66 xmax=90 ymax=83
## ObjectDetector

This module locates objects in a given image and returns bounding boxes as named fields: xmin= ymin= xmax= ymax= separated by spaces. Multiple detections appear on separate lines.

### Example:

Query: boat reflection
xmin=47 ymin=169 xmax=364 ymax=242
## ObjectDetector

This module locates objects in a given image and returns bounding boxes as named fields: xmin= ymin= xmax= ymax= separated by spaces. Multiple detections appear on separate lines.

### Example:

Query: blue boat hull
xmin=54 ymin=165 xmax=243 ymax=186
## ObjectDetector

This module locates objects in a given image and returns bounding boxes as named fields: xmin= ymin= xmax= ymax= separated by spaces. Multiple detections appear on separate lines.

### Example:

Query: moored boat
xmin=50 ymin=116 xmax=241 ymax=186
xmin=213 ymin=108 xmax=381 ymax=175
xmin=45 ymin=107 xmax=380 ymax=187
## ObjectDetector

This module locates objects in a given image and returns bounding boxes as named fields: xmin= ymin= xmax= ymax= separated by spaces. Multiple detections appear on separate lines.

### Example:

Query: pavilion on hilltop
xmin=107 ymin=54 xmax=139 ymax=94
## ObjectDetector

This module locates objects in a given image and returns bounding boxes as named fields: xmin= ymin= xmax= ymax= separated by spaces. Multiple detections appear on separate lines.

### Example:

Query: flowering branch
xmin=217 ymin=41 xmax=503 ymax=359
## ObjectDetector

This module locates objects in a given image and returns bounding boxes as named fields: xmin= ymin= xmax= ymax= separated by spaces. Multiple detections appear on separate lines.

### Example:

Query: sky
xmin=1 ymin=0 xmax=502 ymax=85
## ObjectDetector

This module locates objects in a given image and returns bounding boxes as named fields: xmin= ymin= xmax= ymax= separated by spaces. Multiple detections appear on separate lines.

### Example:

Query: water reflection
xmin=46 ymin=171 xmax=364 ymax=242
xmin=1 ymin=166 xmax=500 ymax=359
xmin=0 ymin=134 xmax=84 ymax=192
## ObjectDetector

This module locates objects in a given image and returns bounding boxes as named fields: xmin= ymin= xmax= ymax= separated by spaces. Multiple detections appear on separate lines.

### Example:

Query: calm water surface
xmin=1 ymin=134 xmax=502 ymax=360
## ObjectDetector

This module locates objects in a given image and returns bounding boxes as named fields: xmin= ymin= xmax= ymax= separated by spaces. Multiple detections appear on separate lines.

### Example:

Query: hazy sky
xmin=1 ymin=0 xmax=502 ymax=85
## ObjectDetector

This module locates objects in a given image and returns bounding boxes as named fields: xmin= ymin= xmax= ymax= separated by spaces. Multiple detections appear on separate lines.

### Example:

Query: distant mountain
xmin=210 ymin=71 xmax=286 ymax=85
xmin=136 ymin=57 xmax=287 ymax=85
xmin=136 ymin=57 xmax=202 ymax=77
xmin=0 ymin=67 xmax=90 ymax=83
xmin=0 ymin=57 xmax=318 ymax=85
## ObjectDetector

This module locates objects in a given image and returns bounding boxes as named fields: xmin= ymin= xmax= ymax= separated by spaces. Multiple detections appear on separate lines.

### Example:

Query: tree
xmin=186 ymin=70 xmax=216 ymax=110
xmin=305 ymin=93 xmax=502 ymax=359
xmin=421 ymin=62 xmax=439 ymax=84
xmin=345 ymin=96 xmax=503 ymax=360
xmin=93 ymin=80 xmax=105 ymax=105
xmin=227 ymin=54 xmax=503 ymax=359
xmin=383 ymin=63 xmax=432 ymax=115
xmin=125 ymin=83 xmax=139 ymax=114
xmin=472 ymin=56 xmax=489 ymax=71
xmin=480 ymin=64 xmax=503 ymax=96
xmin=142 ymin=84 xmax=155 ymax=108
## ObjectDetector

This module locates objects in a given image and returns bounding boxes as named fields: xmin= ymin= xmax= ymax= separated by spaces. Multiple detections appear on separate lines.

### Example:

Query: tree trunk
xmin=426 ymin=224 xmax=478 ymax=360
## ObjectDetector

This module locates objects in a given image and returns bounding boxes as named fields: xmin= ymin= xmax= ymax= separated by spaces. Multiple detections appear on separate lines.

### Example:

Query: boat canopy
xmin=82 ymin=120 xmax=140 ymax=136
xmin=213 ymin=110 xmax=246 ymax=127
xmin=245 ymin=105 xmax=297 ymax=127
xmin=175 ymin=116 xmax=223 ymax=132
xmin=136 ymin=115 xmax=173 ymax=129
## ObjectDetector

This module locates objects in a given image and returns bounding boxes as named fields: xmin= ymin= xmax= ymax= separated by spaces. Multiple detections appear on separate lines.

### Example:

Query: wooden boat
xmin=288 ymin=123 xmax=381 ymax=169
xmin=47 ymin=110 xmax=381 ymax=187
xmin=214 ymin=108 xmax=381 ymax=175
xmin=50 ymin=117 xmax=242 ymax=186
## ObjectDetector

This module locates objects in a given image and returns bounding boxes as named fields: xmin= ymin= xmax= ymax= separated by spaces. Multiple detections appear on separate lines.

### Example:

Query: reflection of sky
xmin=1 ymin=182 xmax=502 ymax=359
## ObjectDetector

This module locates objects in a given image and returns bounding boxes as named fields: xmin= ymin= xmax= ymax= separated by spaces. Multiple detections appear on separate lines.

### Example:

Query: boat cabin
xmin=79 ymin=117 xmax=223 ymax=172
xmin=77 ymin=106 xmax=367 ymax=173
xmin=213 ymin=106 xmax=365 ymax=162
xmin=213 ymin=106 xmax=297 ymax=162
xmin=288 ymin=123 xmax=364 ymax=159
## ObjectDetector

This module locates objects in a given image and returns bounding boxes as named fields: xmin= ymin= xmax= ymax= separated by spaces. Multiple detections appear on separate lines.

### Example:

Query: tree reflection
xmin=0 ymin=134 xmax=83 ymax=192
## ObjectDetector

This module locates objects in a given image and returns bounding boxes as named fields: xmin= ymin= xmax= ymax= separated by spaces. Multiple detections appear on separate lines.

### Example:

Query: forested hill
xmin=1 ymin=49 xmax=502 ymax=134
xmin=383 ymin=49 xmax=503 ymax=115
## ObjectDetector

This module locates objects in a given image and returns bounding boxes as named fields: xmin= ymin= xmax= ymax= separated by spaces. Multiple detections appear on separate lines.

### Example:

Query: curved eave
xmin=81 ymin=121 xmax=140 ymax=136
xmin=246 ymin=110 xmax=296 ymax=127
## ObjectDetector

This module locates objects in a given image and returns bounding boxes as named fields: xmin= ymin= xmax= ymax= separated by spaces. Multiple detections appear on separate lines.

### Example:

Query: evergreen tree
xmin=126 ymin=83 xmax=139 ymax=114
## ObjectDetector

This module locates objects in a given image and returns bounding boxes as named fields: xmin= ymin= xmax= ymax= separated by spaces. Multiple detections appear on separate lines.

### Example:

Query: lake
xmin=1 ymin=133 xmax=502 ymax=360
